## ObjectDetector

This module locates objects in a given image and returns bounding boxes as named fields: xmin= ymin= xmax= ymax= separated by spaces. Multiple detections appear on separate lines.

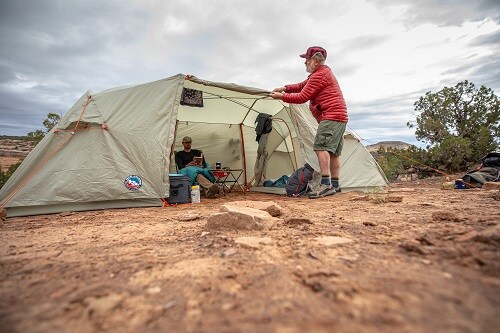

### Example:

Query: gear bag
xmin=285 ymin=163 xmax=314 ymax=197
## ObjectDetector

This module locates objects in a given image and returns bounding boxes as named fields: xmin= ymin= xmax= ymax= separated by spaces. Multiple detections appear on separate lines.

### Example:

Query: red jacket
xmin=283 ymin=65 xmax=348 ymax=123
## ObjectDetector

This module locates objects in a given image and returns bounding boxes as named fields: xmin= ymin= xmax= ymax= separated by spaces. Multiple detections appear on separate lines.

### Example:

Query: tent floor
xmin=249 ymin=186 xmax=287 ymax=195
xmin=249 ymin=186 xmax=384 ymax=195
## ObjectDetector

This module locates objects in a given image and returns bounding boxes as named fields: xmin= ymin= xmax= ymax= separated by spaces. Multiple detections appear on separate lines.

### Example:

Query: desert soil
xmin=1 ymin=178 xmax=499 ymax=333
xmin=0 ymin=156 xmax=21 ymax=171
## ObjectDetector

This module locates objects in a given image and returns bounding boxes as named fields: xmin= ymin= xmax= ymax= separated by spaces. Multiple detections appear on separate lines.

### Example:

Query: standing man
xmin=270 ymin=46 xmax=348 ymax=198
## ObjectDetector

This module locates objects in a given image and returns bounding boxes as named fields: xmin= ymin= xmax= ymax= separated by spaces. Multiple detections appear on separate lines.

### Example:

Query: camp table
xmin=210 ymin=169 xmax=244 ymax=193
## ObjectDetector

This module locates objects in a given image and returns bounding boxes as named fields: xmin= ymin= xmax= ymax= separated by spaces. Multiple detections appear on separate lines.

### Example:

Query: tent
xmin=0 ymin=74 xmax=387 ymax=217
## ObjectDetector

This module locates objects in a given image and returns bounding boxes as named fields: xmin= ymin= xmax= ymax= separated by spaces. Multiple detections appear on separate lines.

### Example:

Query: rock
xmin=387 ymin=196 xmax=403 ymax=202
xmin=0 ymin=208 xmax=6 ymax=221
xmin=84 ymin=293 xmax=124 ymax=316
xmin=441 ymin=181 xmax=454 ymax=190
xmin=315 ymin=236 xmax=353 ymax=246
xmin=235 ymin=236 xmax=274 ymax=248
xmin=399 ymin=241 xmax=429 ymax=255
xmin=178 ymin=213 xmax=200 ymax=221
xmin=351 ymin=195 xmax=369 ymax=201
xmin=473 ymin=224 xmax=500 ymax=244
xmin=431 ymin=211 xmax=462 ymax=222
xmin=482 ymin=182 xmax=500 ymax=190
xmin=146 ymin=286 xmax=161 ymax=294
xmin=222 ymin=201 xmax=284 ymax=217
xmin=221 ymin=248 xmax=237 ymax=257
xmin=205 ymin=205 xmax=278 ymax=231
xmin=388 ymin=188 xmax=415 ymax=192
xmin=363 ymin=221 xmax=377 ymax=226
xmin=284 ymin=217 xmax=313 ymax=225
xmin=200 ymin=231 xmax=210 ymax=237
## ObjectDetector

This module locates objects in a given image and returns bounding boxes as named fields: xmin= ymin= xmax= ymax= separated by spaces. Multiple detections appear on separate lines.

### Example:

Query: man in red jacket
xmin=270 ymin=46 xmax=348 ymax=198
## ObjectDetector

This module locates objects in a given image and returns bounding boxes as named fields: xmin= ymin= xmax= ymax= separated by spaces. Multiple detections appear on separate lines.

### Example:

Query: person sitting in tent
xmin=175 ymin=136 xmax=220 ymax=198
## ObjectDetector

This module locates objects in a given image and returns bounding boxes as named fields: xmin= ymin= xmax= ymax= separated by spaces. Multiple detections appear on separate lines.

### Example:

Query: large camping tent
xmin=0 ymin=74 xmax=387 ymax=217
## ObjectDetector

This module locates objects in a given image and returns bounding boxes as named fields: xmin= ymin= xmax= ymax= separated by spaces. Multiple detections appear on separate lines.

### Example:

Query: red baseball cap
xmin=299 ymin=46 xmax=327 ymax=59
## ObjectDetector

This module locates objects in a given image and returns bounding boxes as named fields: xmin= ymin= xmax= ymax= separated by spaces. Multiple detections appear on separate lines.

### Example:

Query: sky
xmin=0 ymin=0 xmax=499 ymax=146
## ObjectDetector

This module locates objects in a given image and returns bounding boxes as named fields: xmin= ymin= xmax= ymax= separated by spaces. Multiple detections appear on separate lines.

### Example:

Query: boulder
xmin=222 ymin=201 xmax=283 ymax=217
xmin=206 ymin=205 xmax=278 ymax=231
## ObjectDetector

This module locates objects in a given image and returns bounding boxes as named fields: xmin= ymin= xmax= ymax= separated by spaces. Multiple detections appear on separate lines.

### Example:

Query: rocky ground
xmin=0 ymin=138 xmax=35 ymax=171
xmin=0 ymin=178 xmax=499 ymax=333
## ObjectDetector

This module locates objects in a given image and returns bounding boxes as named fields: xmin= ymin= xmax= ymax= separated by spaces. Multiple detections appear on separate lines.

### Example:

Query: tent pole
xmin=239 ymin=123 xmax=248 ymax=190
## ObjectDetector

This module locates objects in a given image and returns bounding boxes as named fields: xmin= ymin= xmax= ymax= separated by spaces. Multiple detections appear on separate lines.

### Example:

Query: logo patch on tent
xmin=124 ymin=175 xmax=142 ymax=190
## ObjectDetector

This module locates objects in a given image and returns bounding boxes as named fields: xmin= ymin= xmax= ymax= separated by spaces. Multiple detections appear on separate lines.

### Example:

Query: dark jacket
xmin=255 ymin=113 xmax=272 ymax=141
xmin=175 ymin=149 xmax=205 ymax=170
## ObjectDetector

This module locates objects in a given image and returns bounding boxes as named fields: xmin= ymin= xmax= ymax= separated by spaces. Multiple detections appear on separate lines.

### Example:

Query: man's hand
xmin=272 ymin=87 xmax=286 ymax=93
xmin=269 ymin=91 xmax=284 ymax=100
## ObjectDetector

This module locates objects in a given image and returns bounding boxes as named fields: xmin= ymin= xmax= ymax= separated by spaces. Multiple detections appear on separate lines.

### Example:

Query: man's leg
xmin=316 ymin=150 xmax=331 ymax=179
xmin=309 ymin=121 xmax=336 ymax=199
xmin=196 ymin=174 xmax=219 ymax=198
xmin=330 ymin=154 xmax=341 ymax=192
xmin=309 ymin=151 xmax=335 ymax=198
xmin=329 ymin=121 xmax=346 ymax=192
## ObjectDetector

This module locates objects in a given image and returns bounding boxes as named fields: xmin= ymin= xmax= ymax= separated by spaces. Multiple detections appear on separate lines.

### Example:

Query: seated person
xmin=175 ymin=136 xmax=220 ymax=198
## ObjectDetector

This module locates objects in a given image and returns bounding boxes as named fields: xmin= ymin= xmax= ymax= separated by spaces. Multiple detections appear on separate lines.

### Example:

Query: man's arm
xmin=270 ymin=80 xmax=308 ymax=100
xmin=285 ymin=79 xmax=308 ymax=93
xmin=283 ymin=73 xmax=325 ymax=104
xmin=175 ymin=152 xmax=189 ymax=170
xmin=193 ymin=149 xmax=208 ymax=168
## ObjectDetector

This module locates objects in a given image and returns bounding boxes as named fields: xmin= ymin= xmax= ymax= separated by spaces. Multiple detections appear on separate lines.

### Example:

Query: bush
xmin=0 ymin=162 xmax=21 ymax=189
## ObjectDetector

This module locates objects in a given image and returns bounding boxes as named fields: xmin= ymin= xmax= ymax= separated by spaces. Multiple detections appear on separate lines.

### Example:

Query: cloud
xmin=339 ymin=35 xmax=392 ymax=52
xmin=367 ymin=0 xmax=500 ymax=27
xmin=0 ymin=0 xmax=498 ymax=147
xmin=470 ymin=29 xmax=500 ymax=46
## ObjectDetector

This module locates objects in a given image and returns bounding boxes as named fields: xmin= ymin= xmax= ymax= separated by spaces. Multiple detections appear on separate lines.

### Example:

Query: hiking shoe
xmin=206 ymin=184 xmax=219 ymax=199
xmin=218 ymin=184 xmax=229 ymax=195
xmin=308 ymin=184 xmax=336 ymax=199
xmin=334 ymin=186 xmax=341 ymax=193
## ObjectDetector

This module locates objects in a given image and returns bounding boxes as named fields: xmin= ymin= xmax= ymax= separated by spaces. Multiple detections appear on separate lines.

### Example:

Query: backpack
xmin=285 ymin=163 xmax=314 ymax=197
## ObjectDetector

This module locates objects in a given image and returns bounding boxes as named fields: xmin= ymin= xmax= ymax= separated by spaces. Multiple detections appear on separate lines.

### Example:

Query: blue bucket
xmin=454 ymin=179 xmax=466 ymax=189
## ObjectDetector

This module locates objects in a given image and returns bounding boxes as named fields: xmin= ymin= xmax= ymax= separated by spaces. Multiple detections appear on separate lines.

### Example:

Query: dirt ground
xmin=0 ymin=156 xmax=21 ymax=171
xmin=1 ymin=177 xmax=499 ymax=333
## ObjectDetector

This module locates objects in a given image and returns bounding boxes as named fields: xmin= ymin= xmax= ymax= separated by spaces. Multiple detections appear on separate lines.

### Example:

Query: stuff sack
xmin=285 ymin=163 xmax=314 ymax=197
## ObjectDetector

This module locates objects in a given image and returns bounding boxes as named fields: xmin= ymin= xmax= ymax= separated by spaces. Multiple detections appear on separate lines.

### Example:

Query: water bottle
xmin=191 ymin=185 xmax=201 ymax=203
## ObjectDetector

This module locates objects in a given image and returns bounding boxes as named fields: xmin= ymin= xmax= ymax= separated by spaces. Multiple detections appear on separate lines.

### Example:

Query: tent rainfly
xmin=0 ymin=74 xmax=388 ymax=217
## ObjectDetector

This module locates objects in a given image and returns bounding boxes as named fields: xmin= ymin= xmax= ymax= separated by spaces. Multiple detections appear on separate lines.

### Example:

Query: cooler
xmin=167 ymin=174 xmax=191 ymax=204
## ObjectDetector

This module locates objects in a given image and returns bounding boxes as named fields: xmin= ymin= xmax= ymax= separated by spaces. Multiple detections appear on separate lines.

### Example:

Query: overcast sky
xmin=0 ymin=0 xmax=499 ymax=146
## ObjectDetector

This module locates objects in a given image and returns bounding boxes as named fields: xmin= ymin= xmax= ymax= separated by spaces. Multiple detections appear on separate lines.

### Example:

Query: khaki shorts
xmin=313 ymin=120 xmax=346 ymax=156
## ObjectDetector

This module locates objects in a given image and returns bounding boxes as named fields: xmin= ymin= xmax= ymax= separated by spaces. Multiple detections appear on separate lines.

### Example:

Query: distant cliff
xmin=365 ymin=141 xmax=414 ymax=152
xmin=0 ymin=138 xmax=36 ymax=157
